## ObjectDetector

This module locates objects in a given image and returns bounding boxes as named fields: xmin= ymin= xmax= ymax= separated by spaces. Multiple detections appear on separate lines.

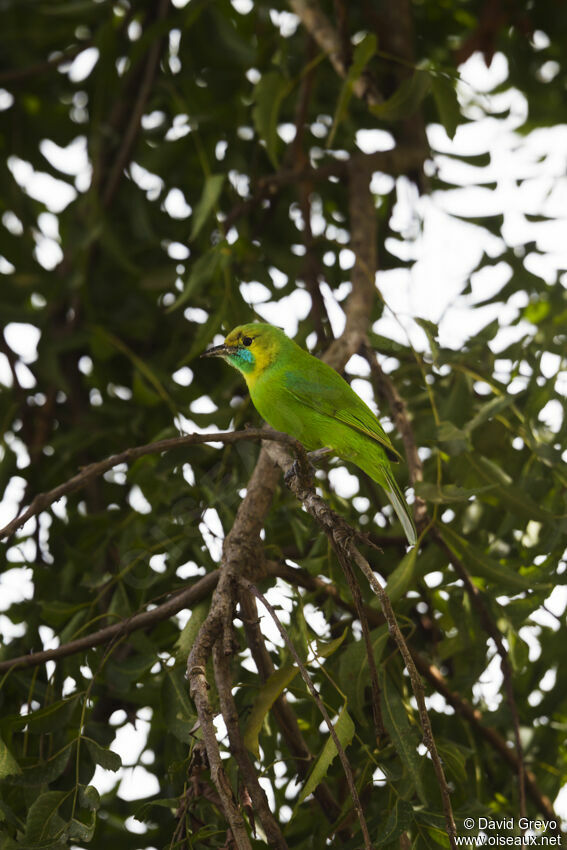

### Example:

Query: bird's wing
xmin=283 ymin=369 xmax=401 ymax=462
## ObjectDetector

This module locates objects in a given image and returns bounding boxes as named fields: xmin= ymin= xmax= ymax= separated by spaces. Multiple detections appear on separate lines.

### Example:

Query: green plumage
xmin=203 ymin=322 xmax=416 ymax=545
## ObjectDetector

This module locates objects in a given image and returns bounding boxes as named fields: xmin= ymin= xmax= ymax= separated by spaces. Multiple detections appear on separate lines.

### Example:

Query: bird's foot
xmin=284 ymin=459 xmax=303 ymax=487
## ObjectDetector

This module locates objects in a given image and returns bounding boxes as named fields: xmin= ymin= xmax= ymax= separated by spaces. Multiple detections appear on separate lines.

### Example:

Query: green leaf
xmin=0 ymin=737 xmax=21 ymax=779
xmin=436 ymin=421 xmax=472 ymax=455
xmin=375 ymin=798 xmax=414 ymax=846
xmin=464 ymin=396 xmax=515 ymax=434
xmin=415 ymin=317 xmax=440 ymax=362
xmin=175 ymin=600 xmax=209 ymax=662
xmin=168 ymin=242 xmax=230 ymax=314
xmin=338 ymin=626 xmax=389 ymax=726
xmin=386 ymin=547 xmax=419 ymax=603
xmin=371 ymin=70 xmax=432 ymax=122
xmin=84 ymin=738 xmax=122 ymax=772
xmin=24 ymin=697 xmax=79 ymax=734
xmin=296 ymin=704 xmax=355 ymax=807
xmin=438 ymin=524 xmax=543 ymax=591
xmin=68 ymin=811 xmax=96 ymax=843
xmin=328 ymin=33 xmax=377 ymax=146
xmin=134 ymin=798 xmax=179 ymax=823
xmin=24 ymin=791 xmax=68 ymax=843
xmin=415 ymin=482 xmax=494 ymax=504
xmin=243 ymin=664 xmax=299 ymax=758
xmin=380 ymin=671 xmax=428 ymax=804
xmin=431 ymin=74 xmax=460 ymax=140
xmin=162 ymin=667 xmax=198 ymax=744
xmin=314 ymin=626 xmax=348 ymax=659
xmin=467 ymin=455 xmax=559 ymax=524
xmin=252 ymin=71 xmax=291 ymax=167
xmin=79 ymin=784 xmax=101 ymax=811
xmin=190 ymin=174 xmax=225 ymax=241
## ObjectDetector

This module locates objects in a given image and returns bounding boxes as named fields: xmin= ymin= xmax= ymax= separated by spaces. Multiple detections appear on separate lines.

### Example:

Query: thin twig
xmin=241 ymin=579 xmax=374 ymax=850
xmin=0 ymin=572 xmax=218 ymax=673
xmin=288 ymin=0 xmax=382 ymax=105
xmin=0 ymin=428 xmax=303 ymax=540
xmin=102 ymin=0 xmax=170 ymax=207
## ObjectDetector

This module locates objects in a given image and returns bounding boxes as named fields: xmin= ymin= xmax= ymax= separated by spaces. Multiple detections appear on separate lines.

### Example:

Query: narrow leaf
xmin=386 ymin=547 xmax=419 ymax=603
xmin=190 ymin=174 xmax=225 ymax=241
xmin=243 ymin=664 xmax=299 ymax=758
xmin=439 ymin=524 xmax=543 ymax=591
xmin=252 ymin=71 xmax=291 ymax=167
xmin=415 ymin=482 xmax=494 ymax=504
xmin=328 ymin=33 xmax=376 ymax=146
xmin=371 ymin=70 xmax=431 ymax=122
xmin=431 ymin=74 xmax=460 ymax=140
xmin=0 ymin=737 xmax=21 ymax=779
xmin=296 ymin=705 xmax=355 ymax=806
xmin=380 ymin=671 xmax=428 ymax=804
xmin=315 ymin=626 xmax=348 ymax=659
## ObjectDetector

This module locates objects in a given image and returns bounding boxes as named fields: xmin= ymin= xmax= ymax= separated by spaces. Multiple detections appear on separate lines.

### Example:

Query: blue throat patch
xmin=226 ymin=348 xmax=255 ymax=374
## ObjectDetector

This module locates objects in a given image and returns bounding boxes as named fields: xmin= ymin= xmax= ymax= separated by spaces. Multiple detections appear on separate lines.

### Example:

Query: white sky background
xmin=1 ymin=33 xmax=567 ymax=827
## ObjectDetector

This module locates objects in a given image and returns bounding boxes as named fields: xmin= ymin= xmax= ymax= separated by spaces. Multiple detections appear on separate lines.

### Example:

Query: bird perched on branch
xmin=202 ymin=322 xmax=416 ymax=545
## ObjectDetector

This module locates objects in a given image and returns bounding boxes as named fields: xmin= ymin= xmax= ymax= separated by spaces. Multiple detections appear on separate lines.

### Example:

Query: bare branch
xmin=0 ymin=572 xmax=218 ymax=674
xmin=324 ymin=158 xmax=377 ymax=370
xmin=0 ymin=428 xmax=301 ymax=541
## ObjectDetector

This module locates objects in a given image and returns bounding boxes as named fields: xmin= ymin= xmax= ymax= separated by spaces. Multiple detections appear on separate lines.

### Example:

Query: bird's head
xmin=201 ymin=322 xmax=286 ymax=379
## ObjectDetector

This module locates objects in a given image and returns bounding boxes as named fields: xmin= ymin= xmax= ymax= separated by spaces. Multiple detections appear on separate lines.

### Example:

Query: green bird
xmin=203 ymin=322 xmax=416 ymax=545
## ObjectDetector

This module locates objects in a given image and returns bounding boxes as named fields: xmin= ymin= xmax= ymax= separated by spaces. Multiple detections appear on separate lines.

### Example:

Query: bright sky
xmin=1 ymin=39 xmax=566 ymax=826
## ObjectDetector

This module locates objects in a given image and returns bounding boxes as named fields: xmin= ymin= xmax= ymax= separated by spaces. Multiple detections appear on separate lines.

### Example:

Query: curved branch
xmin=0 ymin=428 xmax=301 ymax=541
xmin=0 ymin=572 xmax=218 ymax=673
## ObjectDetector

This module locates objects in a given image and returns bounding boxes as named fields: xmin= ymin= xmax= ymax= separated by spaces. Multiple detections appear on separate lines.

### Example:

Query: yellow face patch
xmin=223 ymin=325 xmax=275 ymax=385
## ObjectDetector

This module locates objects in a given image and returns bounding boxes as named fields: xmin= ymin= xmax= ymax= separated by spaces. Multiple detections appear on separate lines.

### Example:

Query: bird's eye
xmin=242 ymin=336 xmax=253 ymax=346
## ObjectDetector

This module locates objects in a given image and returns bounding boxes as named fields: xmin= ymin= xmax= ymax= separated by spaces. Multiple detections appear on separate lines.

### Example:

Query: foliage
xmin=0 ymin=0 xmax=566 ymax=848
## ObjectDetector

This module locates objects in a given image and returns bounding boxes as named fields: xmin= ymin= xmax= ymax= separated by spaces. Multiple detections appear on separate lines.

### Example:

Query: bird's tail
xmin=382 ymin=467 xmax=417 ymax=546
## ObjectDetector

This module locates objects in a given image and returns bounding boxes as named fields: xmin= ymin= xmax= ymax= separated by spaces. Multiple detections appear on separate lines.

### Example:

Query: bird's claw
xmin=284 ymin=459 xmax=302 ymax=486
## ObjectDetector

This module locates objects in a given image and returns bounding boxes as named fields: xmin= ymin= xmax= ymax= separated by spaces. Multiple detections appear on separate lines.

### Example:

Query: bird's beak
xmin=201 ymin=343 xmax=237 ymax=359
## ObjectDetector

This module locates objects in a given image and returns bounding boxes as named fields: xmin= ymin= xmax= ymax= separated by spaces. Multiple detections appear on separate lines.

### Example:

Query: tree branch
xmin=0 ymin=428 xmax=302 ymax=541
xmin=288 ymin=0 xmax=382 ymax=105
xmin=101 ymin=0 xmax=170 ymax=208
xmin=0 ymin=572 xmax=218 ymax=674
